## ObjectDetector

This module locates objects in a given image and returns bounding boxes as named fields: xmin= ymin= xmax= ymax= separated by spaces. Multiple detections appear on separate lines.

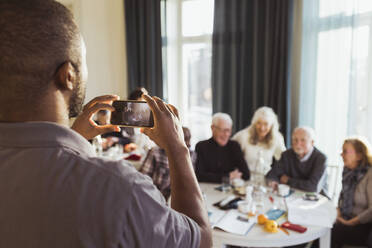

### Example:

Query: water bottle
xmin=254 ymin=150 xmax=266 ymax=210
xmin=254 ymin=150 xmax=265 ymax=186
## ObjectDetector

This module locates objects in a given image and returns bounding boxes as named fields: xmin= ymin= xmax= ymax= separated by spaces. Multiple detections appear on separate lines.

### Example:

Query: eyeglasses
xmin=340 ymin=150 xmax=356 ymax=155
xmin=213 ymin=125 xmax=231 ymax=134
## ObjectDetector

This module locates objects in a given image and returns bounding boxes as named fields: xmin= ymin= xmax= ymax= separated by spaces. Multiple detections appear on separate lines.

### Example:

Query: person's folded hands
xmin=337 ymin=215 xmax=359 ymax=226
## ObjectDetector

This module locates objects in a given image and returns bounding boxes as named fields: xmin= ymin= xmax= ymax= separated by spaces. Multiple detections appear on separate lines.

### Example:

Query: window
xmin=300 ymin=0 xmax=372 ymax=166
xmin=163 ymin=0 xmax=214 ymax=147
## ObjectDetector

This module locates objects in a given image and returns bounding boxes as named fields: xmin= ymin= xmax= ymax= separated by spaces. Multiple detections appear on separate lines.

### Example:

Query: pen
xmin=279 ymin=226 xmax=290 ymax=235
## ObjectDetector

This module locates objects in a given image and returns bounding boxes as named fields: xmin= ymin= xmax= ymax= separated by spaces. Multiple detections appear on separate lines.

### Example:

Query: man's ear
xmin=55 ymin=62 xmax=77 ymax=91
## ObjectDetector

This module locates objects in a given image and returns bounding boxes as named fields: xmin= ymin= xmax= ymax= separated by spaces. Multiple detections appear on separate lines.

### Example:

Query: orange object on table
xmin=279 ymin=226 xmax=290 ymax=235
xmin=257 ymin=214 xmax=268 ymax=225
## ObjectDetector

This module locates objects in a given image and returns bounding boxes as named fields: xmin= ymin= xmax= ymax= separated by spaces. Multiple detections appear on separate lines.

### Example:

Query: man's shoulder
xmin=281 ymin=148 xmax=295 ymax=158
xmin=227 ymin=139 xmax=241 ymax=149
xmin=195 ymin=139 xmax=212 ymax=149
xmin=312 ymin=147 xmax=327 ymax=160
xmin=307 ymin=148 xmax=327 ymax=169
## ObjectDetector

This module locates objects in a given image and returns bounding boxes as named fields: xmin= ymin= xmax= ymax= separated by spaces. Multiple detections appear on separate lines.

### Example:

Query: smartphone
xmin=110 ymin=100 xmax=154 ymax=127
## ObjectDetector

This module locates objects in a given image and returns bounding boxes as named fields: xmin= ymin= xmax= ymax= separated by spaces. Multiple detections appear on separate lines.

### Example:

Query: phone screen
xmin=110 ymin=100 xmax=154 ymax=127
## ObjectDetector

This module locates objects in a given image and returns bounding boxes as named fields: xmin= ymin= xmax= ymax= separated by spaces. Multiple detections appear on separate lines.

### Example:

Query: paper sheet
xmin=286 ymin=195 xmax=336 ymax=228
xmin=210 ymin=209 xmax=255 ymax=236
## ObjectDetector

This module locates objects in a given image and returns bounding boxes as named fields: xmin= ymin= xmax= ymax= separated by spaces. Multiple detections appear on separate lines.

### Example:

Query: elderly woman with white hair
xmin=232 ymin=107 xmax=286 ymax=179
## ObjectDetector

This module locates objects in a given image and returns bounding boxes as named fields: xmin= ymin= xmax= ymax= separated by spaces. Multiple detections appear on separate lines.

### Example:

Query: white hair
xmin=250 ymin=106 xmax=279 ymax=129
xmin=293 ymin=126 xmax=316 ymax=142
xmin=247 ymin=106 xmax=281 ymax=147
xmin=212 ymin=112 xmax=233 ymax=126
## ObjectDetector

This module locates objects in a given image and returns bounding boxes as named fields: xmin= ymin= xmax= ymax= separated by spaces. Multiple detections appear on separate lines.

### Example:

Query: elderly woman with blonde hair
xmin=331 ymin=136 xmax=372 ymax=248
xmin=232 ymin=106 xmax=286 ymax=178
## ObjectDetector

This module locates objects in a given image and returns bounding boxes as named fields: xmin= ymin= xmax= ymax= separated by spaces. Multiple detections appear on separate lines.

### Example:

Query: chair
xmin=326 ymin=164 xmax=343 ymax=205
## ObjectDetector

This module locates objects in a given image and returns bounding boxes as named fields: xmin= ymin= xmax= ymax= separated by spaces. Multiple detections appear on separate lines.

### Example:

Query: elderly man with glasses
xmin=195 ymin=113 xmax=250 ymax=183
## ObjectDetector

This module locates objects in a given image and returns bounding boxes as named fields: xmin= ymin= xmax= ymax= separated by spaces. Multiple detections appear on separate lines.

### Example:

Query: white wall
xmin=59 ymin=0 xmax=129 ymax=102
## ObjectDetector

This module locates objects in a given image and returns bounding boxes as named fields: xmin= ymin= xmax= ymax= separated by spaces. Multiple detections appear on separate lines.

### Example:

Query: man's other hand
xmin=71 ymin=95 xmax=120 ymax=140
xmin=142 ymin=95 xmax=186 ymax=153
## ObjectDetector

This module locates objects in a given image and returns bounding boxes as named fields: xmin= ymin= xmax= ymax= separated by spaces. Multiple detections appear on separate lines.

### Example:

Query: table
xmin=200 ymin=183 xmax=336 ymax=248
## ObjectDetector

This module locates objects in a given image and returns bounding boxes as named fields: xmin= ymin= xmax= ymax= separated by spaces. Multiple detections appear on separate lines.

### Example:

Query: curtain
xmin=299 ymin=0 xmax=372 ymax=165
xmin=211 ymin=0 xmax=293 ymax=141
xmin=124 ymin=0 xmax=163 ymax=98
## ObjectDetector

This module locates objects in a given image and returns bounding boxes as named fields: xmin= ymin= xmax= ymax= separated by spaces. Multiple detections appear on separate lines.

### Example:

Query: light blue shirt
xmin=300 ymin=146 xmax=314 ymax=162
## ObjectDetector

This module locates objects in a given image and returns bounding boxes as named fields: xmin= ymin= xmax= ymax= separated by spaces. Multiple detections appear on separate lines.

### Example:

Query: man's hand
xmin=229 ymin=169 xmax=242 ymax=180
xmin=142 ymin=95 xmax=186 ymax=153
xmin=71 ymin=95 xmax=120 ymax=140
xmin=280 ymin=174 xmax=290 ymax=184
xmin=142 ymin=95 xmax=212 ymax=247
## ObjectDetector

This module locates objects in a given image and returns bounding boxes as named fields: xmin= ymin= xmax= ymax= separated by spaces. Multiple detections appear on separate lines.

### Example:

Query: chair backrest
xmin=326 ymin=164 xmax=343 ymax=205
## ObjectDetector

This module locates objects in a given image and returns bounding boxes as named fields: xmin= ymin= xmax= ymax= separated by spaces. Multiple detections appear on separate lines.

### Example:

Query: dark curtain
xmin=124 ymin=0 xmax=163 ymax=98
xmin=212 ymin=0 xmax=293 ymax=142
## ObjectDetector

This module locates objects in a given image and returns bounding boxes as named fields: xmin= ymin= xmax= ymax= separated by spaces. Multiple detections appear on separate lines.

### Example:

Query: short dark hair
xmin=0 ymin=0 xmax=81 ymax=105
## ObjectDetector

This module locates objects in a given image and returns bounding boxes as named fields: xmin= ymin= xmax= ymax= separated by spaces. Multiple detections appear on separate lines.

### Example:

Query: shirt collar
xmin=299 ymin=146 xmax=314 ymax=162
xmin=0 ymin=121 xmax=95 ymax=156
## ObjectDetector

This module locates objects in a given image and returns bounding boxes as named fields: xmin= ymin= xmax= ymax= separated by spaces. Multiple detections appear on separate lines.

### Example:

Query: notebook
xmin=209 ymin=209 xmax=255 ymax=236
xmin=266 ymin=209 xmax=286 ymax=221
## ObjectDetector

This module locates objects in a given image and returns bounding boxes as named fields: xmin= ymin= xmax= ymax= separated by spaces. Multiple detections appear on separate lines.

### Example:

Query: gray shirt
xmin=0 ymin=122 xmax=200 ymax=248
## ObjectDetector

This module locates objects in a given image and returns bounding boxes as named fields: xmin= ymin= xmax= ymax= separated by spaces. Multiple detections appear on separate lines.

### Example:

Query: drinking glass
xmin=221 ymin=176 xmax=231 ymax=193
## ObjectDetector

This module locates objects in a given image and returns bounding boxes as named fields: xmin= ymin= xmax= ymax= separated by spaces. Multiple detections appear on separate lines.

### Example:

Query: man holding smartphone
xmin=0 ymin=1 xmax=211 ymax=248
